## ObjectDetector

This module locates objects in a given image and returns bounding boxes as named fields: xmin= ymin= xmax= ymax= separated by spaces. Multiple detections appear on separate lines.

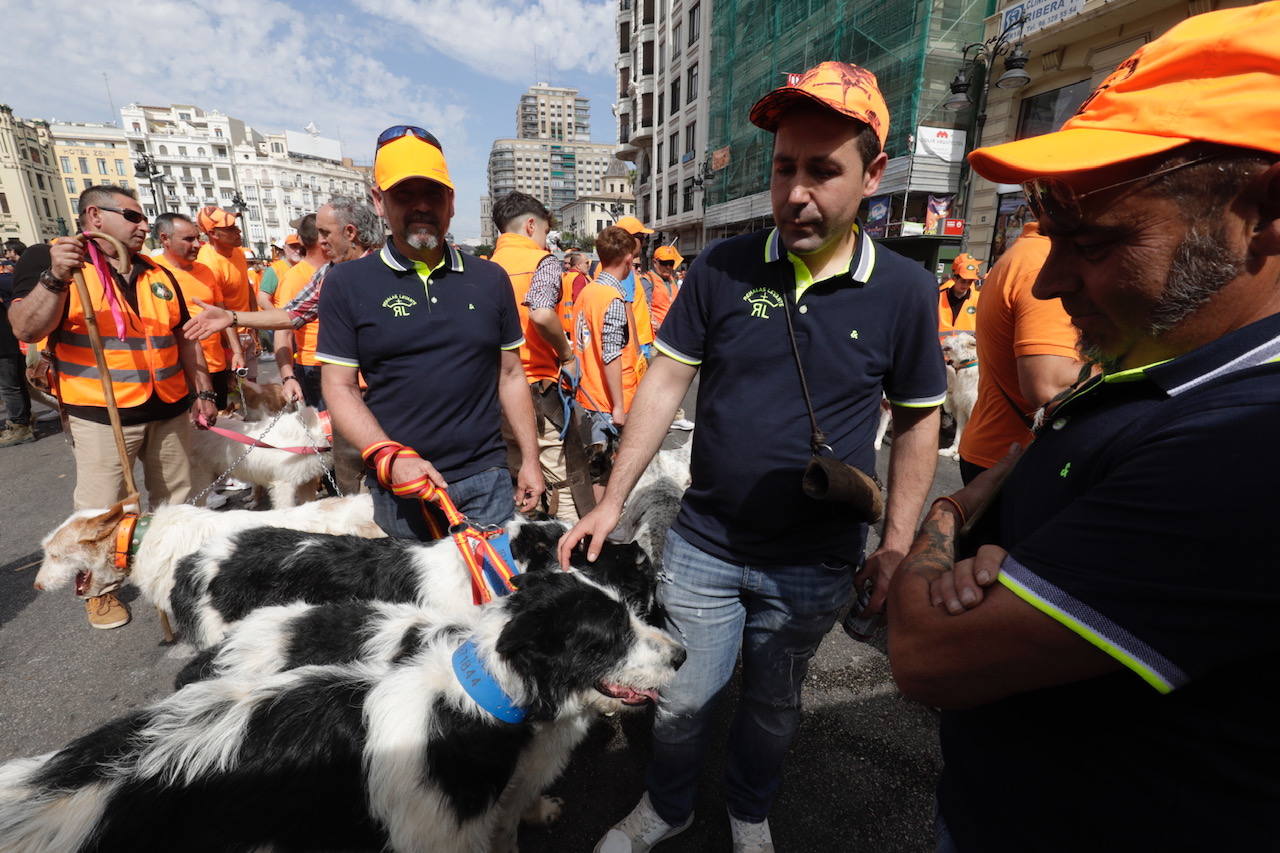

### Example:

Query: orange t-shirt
xmin=959 ymin=222 xmax=1080 ymax=468
xmin=272 ymin=260 xmax=320 ymax=365
xmin=197 ymin=243 xmax=252 ymax=313
xmin=153 ymin=255 xmax=230 ymax=373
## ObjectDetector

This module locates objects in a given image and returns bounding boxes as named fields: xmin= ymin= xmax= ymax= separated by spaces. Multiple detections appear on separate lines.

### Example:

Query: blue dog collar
xmin=451 ymin=640 xmax=526 ymax=724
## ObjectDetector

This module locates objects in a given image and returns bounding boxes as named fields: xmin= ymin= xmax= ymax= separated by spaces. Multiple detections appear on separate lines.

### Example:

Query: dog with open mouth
xmin=0 ymin=570 xmax=685 ymax=853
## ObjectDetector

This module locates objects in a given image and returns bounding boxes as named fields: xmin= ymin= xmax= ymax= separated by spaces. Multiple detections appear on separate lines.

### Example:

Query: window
xmin=688 ymin=3 xmax=700 ymax=45
xmin=687 ymin=63 xmax=699 ymax=100
xmin=82 ymin=179 xmax=93 ymax=191
xmin=36 ymin=174 xmax=44 ymax=190
xmin=59 ymin=156 xmax=71 ymax=172
xmin=178 ymin=146 xmax=188 ymax=156
xmin=656 ymin=142 xmax=663 ymax=173
xmin=131 ymin=122 xmax=141 ymax=133
xmin=667 ymin=182 xmax=677 ymax=216
xmin=672 ymin=23 xmax=682 ymax=57
xmin=683 ymin=177 xmax=695 ymax=212
xmin=658 ymin=93 xmax=664 ymax=124
xmin=78 ymin=157 xmax=89 ymax=173
xmin=1016 ymin=79 xmax=1092 ymax=140
xmin=668 ymin=132 xmax=678 ymax=165
xmin=115 ymin=159 xmax=126 ymax=176
xmin=65 ymin=177 xmax=76 ymax=193
xmin=670 ymin=78 xmax=681 ymax=111
xmin=201 ymin=168 xmax=211 ymax=182
xmin=97 ymin=158 xmax=108 ymax=174
xmin=217 ymin=167 xmax=230 ymax=180
xmin=685 ymin=121 xmax=697 ymax=154
xmin=655 ymin=188 xmax=662 ymax=217
xmin=271 ymin=142 xmax=284 ymax=153
xmin=197 ymin=148 xmax=205 ymax=156
xmin=214 ymin=128 xmax=223 ymax=138
xmin=0 ymin=192 xmax=8 ymax=214
xmin=178 ymin=112 xmax=191 ymax=121
xmin=157 ymin=145 xmax=168 ymax=156
xmin=43 ymin=197 xmax=52 ymax=218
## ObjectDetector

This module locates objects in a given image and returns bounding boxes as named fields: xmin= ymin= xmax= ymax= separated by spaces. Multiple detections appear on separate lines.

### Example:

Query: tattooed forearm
xmin=899 ymin=506 xmax=958 ymax=584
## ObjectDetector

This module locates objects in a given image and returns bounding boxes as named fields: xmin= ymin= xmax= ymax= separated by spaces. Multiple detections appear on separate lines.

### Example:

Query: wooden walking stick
xmin=70 ymin=231 xmax=177 ymax=643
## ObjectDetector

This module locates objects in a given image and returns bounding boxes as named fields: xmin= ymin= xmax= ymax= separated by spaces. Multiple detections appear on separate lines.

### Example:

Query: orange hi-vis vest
xmin=492 ymin=232 xmax=560 ymax=383
xmin=274 ymin=260 xmax=320 ymax=366
xmin=558 ymin=271 xmax=581 ymax=337
xmin=938 ymin=279 xmax=980 ymax=341
xmin=573 ymin=278 xmax=646 ymax=414
xmin=197 ymin=243 xmax=252 ymax=313
xmin=632 ymin=273 xmax=655 ymax=347
xmin=648 ymin=272 xmax=678 ymax=331
xmin=55 ymin=256 xmax=188 ymax=408
xmin=154 ymin=255 xmax=229 ymax=373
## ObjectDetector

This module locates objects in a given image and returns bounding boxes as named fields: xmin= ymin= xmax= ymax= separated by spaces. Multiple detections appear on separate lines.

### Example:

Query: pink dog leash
xmin=196 ymin=414 xmax=329 ymax=454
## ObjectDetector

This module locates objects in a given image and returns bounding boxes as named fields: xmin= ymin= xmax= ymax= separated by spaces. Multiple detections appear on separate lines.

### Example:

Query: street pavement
xmin=0 ymin=374 xmax=961 ymax=852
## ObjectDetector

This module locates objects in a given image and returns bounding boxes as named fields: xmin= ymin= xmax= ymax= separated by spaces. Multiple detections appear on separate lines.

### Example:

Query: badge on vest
xmin=743 ymin=288 xmax=784 ymax=319
xmin=966 ymin=306 xmax=976 ymax=315
xmin=382 ymin=294 xmax=418 ymax=317
xmin=150 ymin=281 xmax=174 ymax=301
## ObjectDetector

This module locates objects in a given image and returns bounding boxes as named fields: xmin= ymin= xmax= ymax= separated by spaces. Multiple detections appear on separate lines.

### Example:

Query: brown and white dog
xmin=34 ymin=493 xmax=382 ymax=617
xmin=940 ymin=333 xmax=980 ymax=460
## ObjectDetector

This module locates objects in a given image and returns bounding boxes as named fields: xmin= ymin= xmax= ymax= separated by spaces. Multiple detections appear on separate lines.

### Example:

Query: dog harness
xmin=362 ymin=440 xmax=520 ymax=605
xmin=451 ymin=639 xmax=527 ymax=724
xmin=112 ymin=512 xmax=153 ymax=571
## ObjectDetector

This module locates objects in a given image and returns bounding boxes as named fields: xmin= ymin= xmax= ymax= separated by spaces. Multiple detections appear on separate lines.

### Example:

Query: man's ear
xmin=370 ymin=187 xmax=385 ymax=218
xmin=1247 ymin=161 xmax=1280 ymax=258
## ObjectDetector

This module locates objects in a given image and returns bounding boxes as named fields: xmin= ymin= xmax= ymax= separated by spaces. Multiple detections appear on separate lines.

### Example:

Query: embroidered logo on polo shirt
xmin=382 ymin=294 xmax=418 ymax=317
xmin=1059 ymin=462 xmax=1072 ymax=478
xmin=150 ymin=281 xmax=174 ymax=301
xmin=743 ymin=288 xmax=784 ymax=319
xmin=850 ymin=330 xmax=860 ymax=339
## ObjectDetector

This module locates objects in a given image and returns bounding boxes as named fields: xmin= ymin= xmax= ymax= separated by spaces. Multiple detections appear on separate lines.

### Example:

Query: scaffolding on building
xmin=706 ymin=0 xmax=992 ymax=212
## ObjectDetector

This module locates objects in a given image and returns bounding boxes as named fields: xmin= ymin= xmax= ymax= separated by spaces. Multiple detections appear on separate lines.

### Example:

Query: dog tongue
xmin=600 ymin=683 xmax=659 ymax=705
xmin=75 ymin=571 xmax=89 ymax=597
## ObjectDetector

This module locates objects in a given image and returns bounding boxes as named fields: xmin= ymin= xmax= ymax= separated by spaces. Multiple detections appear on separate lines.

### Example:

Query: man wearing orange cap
xmin=565 ymin=62 xmax=946 ymax=852
xmin=937 ymin=252 xmax=981 ymax=344
xmin=648 ymin=244 xmax=682 ymax=332
xmin=317 ymin=126 xmax=543 ymax=537
xmin=256 ymin=235 xmax=301 ymax=311
xmin=886 ymin=5 xmax=1280 ymax=850
xmin=196 ymin=206 xmax=252 ymax=314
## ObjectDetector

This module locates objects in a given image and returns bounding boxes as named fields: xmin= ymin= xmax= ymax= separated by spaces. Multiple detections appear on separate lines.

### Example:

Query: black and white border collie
xmin=170 ymin=518 xmax=658 ymax=649
xmin=0 ymin=570 xmax=685 ymax=853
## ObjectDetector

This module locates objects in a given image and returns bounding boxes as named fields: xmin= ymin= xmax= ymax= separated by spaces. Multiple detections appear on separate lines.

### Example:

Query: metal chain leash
xmin=300 ymin=417 xmax=342 ymax=498
xmin=188 ymin=406 xmax=289 ymax=506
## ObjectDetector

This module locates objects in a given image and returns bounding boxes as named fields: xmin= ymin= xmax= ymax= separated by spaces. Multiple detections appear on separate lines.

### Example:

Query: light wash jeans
xmin=645 ymin=528 xmax=860 ymax=824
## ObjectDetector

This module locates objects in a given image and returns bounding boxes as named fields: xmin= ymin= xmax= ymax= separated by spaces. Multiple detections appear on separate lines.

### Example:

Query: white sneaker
xmin=670 ymin=418 xmax=695 ymax=431
xmin=728 ymin=813 xmax=774 ymax=853
xmin=594 ymin=793 xmax=693 ymax=852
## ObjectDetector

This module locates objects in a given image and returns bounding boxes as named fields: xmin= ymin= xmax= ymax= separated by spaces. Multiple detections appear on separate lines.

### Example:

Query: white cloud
xmin=353 ymin=0 xmax=616 ymax=83
xmin=0 ymin=0 xmax=470 ymax=160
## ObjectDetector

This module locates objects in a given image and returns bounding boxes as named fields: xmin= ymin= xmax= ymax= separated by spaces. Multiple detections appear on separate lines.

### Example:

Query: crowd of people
xmin=2 ymin=3 xmax=1279 ymax=850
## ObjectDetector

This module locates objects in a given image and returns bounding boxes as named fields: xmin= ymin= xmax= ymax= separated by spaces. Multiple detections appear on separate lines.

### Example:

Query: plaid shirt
xmin=595 ymin=271 xmax=629 ymax=364
xmin=284 ymin=248 xmax=376 ymax=328
xmin=522 ymin=254 xmax=565 ymax=311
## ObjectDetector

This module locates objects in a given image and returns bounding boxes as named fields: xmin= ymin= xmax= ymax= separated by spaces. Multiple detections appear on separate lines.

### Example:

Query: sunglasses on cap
xmin=376 ymin=125 xmax=442 ymax=151
xmin=96 ymin=205 xmax=148 ymax=224
xmin=1022 ymin=153 xmax=1223 ymax=232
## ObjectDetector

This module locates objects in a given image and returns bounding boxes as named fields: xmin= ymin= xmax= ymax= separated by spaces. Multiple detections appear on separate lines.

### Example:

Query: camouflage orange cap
xmin=749 ymin=61 xmax=890 ymax=148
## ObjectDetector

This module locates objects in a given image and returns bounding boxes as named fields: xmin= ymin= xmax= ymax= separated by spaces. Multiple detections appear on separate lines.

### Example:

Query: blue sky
xmin=1 ymin=0 xmax=617 ymax=244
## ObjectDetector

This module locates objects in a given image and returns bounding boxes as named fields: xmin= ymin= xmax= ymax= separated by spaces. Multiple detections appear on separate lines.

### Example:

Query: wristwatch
xmin=196 ymin=390 xmax=218 ymax=402
xmin=38 ymin=270 xmax=71 ymax=293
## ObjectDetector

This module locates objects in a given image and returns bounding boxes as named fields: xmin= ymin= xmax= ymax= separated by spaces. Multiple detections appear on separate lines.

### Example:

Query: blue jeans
xmin=645 ymin=529 xmax=860 ymax=825
xmin=368 ymin=466 xmax=514 ymax=540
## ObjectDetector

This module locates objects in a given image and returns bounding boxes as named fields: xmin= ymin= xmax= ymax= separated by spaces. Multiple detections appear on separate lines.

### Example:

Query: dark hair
xmin=596 ymin=226 xmax=635 ymax=266
xmin=567 ymin=252 xmax=587 ymax=267
xmin=1148 ymin=143 xmax=1278 ymax=222
xmin=78 ymin=185 xmax=137 ymax=225
xmin=297 ymin=213 xmax=319 ymax=250
xmin=492 ymin=191 xmax=551 ymax=234
xmin=153 ymin=212 xmax=194 ymax=238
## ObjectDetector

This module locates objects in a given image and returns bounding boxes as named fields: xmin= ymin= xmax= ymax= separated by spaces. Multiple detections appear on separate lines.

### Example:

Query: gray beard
xmin=407 ymin=231 xmax=439 ymax=251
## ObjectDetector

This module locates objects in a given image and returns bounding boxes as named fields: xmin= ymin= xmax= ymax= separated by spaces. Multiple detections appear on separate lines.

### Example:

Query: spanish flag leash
xmin=362 ymin=440 xmax=519 ymax=605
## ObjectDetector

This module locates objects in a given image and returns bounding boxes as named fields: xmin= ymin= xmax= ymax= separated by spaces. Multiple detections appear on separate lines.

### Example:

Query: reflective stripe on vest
xmin=573 ymin=279 xmax=645 ymax=414
xmin=54 ymin=259 xmax=187 ymax=407
xmin=492 ymin=233 xmax=560 ymax=383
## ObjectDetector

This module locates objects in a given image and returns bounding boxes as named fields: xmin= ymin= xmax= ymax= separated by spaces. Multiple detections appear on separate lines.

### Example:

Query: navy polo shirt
xmin=655 ymin=225 xmax=946 ymax=564
xmin=316 ymin=241 xmax=523 ymax=482
xmin=939 ymin=312 xmax=1280 ymax=852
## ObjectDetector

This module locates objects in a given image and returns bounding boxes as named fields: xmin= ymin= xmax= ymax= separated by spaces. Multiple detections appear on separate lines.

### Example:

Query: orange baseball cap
xmin=653 ymin=245 xmax=684 ymax=266
xmin=374 ymin=128 xmax=453 ymax=192
xmin=197 ymin=206 xmax=239 ymax=233
xmin=283 ymin=233 xmax=302 ymax=247
xmin=615 ymin=216 xmax=653 ymax=235
xmin=970 ymin=3 xmax=1280 ymax=184
xmin=952 ymin=253 xmax=981 ymax=280
xmin=749 ymin=61 xmax=890 ymax=149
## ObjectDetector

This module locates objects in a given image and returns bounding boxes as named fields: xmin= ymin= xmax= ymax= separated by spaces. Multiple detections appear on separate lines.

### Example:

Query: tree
xmin=472 ymin=243 xmax=495 ymax=258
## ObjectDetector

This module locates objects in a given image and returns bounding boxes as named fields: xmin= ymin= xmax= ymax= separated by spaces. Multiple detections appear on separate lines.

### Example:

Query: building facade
xmin=479 ymin=195 xmax=494 ymax=247
xmin=50 ymin=123 xmax=138 ymax=220
xmin=0 ymin=106 xmax=73 ymax=246
xmin=614 ymin=0 xmax=711 ymax=256
xmin=518 ymin=83 xmax=592 ymax=141
xmin=699 ymin=0 xmax=988 ymax=276
xmin=965 ymin=0 xmax=1251 ymax=263
xmin=556 ymin=158 xmax=636 ymax=243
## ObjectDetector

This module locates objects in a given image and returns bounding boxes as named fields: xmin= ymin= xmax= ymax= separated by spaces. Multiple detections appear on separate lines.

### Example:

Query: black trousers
xmin=0 ymin=354 xmax=30 ymax=425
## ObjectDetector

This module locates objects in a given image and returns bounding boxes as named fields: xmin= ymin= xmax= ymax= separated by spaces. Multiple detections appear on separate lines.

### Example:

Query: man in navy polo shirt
xmin=886 ymin=6 xmax=1280 ymax=851
xmin=317 ymin=126 xmax=543 ymax=537
xmin=563 ymin=62 xmax=945 ymax=852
